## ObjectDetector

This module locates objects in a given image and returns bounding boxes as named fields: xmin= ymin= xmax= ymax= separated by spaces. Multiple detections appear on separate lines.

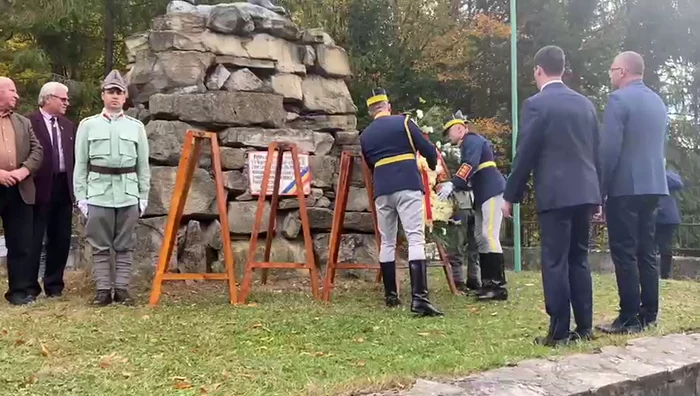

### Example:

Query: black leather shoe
xmin=408 ymin=260 xmax=443 ymax=317
xmin=477 ymin=287 xmax=508 ymax=301
xmin=569 ymin=329 xmax=594 ymax=342
xmin=113 ymin=289 xmax=135 ymax=306
xmin=534 ymin=334 xmax=570 ymax=347
xmin=455 ymin=281 xmax=470 ymax=294
xmin=7 ymin=295 xmax=36 ymax=306
xmin=465 ymin=278 xmax=481 ymax=291
xmin=595 ymin=317 xmax=642 ymax=334
xmin=380 ymin=261 xmax=401 ymax=307
xmin=91 ymin=290 xmax=113 ymax=306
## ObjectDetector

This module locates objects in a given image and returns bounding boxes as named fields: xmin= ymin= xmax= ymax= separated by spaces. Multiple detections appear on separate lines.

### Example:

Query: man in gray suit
xmin=597 ymin=52 xmax=669 ymax=334
xmin=0 ymin=77 xmax=44 ymax=305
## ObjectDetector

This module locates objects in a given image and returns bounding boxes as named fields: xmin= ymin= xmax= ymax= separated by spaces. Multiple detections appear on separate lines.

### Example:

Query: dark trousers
xmin=605 ymin=195 xmax=660 ymax=324
xmin=0 ymin=186 xmax=34 ymax=302
xmin=655 ymin=223 xmax=677 ymax=279
xmin=538 ymin=204 xmax=594 ymax=340
xmin=29 ymin=173 xmax=73 ymax=296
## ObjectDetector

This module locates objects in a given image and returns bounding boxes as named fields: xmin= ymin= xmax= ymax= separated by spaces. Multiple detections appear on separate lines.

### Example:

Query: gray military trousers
xmin=85 ymin=204 xmax=139 ymax=290
xmin=375 ymin=190 xmax=426 ymax=262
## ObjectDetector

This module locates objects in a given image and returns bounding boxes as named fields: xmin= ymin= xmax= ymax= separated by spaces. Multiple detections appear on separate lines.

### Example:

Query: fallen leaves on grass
xmin=40 ymin=342 xmax=51 ymax=357
xmin=173 ymin=376 xmax=193 ymax=389
xmin=98 ymin=352 xmax=128 ymax=369
xmin=200 ymin=383 xmax=222 ymax=394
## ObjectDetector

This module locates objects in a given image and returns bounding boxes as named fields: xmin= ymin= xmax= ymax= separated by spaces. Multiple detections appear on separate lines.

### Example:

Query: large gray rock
xmin=223 ymin=170 xmax=248 ymax=193
xmin=220 ymin=147 xmax=247 ymax=170
xmin=301 ymin=75 xmax=357 ymax=114
xmin=215 ymin=55 xmax=276 ymax=70
xmin=223 ymin=68 xmax=266 ymax=92
xmin=124 ymin=33 xmax=149 ymax=64
xmin=220 ymin=127 xmax=334 ymax=155
xmin=334 ymin=130 xmax=360 ymax=145
xmin=146 ymin=166 xmax=217 ymax=216
xmin=225 ymin=237 xmax=309 ymax=278
xmin=288 ymin=114 xmax=357 ymax=132
xmin=128 ymin=51 xmax=214 ymax=104
xmin=151 ymin=12 xmax=207 ymax=33
xmin=178 ymin=220 xmax=207 ymax=273
xmin=344 ymin=212 xmax=375 ymax=233
xmin=145 ymin=120 xmax=211 ymax=167
xmin=133 ymin=216 xmax=178 ymax=280
xmin=147 ymin=31 xmax=306 ymax=75
xmin=149 ymin=92 xmax=286 ymax=127
xmin=308 ymin=155 xmax=337 ymax=188
xmin=314 ymin=45 xmax=352 ymax=78
xmin=313 ymin=233 xmax=378 ymax=273
xmin=300 ymin=28 xmax=336 ymax=45
xmin=279 ymin=211 xmax=301 ymax=239
xmin=228 ymin=201 xmax=271 ymax=234
xmin=202 ymin=219 xmax=224 ymax=250
xmin=166 ymin=0 xmax=214 ymax=18
xmin=270 ymin=73 xmax=302 ymax=101
xmin=346 ymin=186 xmax=370 ymax=212
xmin=207 ymin=3 xmax=299 ymax=41
xmin=205 ymin=64 xmax=231 ymax=90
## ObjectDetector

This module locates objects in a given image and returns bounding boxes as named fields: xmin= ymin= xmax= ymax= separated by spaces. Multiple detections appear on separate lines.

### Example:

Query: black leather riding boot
xmin=475 ymin=254 xmax=493 ymax=297
xmin=408 ymin=260 xmax=443 ymax=316
xmin=380 ymin=261 xmax=401 ymax=307
xmin=477 ymin=253 xmax=508 ymax=301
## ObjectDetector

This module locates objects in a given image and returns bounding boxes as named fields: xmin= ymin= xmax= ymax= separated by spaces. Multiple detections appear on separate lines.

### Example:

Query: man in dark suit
xmin=26 ymin=82 xmax=76 ymax=298
xmin=656 ymin=168 xmax=683 ymax=279
xmin=597 ymin=51 xmax=669 ymax=334
xmin=0 ymin=77 xmax=44 ymax=305
xmin=502 ymin=46 xmax=602 ymax=346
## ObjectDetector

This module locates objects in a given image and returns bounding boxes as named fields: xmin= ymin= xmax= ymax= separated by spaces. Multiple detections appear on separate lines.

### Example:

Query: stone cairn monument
xmin=90 ymin=0 xmax=379 ymax=283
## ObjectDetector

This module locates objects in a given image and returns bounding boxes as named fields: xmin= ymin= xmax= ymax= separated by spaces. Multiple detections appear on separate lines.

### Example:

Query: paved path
xmin=367 ymin=333 xmax=700 ymax=396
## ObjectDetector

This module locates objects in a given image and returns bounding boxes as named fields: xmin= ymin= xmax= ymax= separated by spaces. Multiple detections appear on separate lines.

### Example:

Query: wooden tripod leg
xmin=322 ymin=152 xmax=352 ymax=302
xmin=261 ymin=146 xmax=284 ymax=285
xmin=149 ymin=132 xmax=201 ymax=306
xmin=210 ymin=136 xmax=238 ymax=304
xmin=239 ymin=144 xmax=277 ymax=304
xmin=291 ymin=145 xmax=319 ymax=300
xmin=434 ymin=237 xmax=459 ymax=295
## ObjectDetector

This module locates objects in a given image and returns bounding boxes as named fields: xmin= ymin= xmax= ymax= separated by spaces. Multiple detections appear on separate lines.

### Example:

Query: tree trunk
xmin=104 ymin=0 xmax=115 ymax=76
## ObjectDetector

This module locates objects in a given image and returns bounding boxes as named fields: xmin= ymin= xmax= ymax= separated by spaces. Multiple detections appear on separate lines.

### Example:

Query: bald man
xmin=0 ymin=77 xmax=44 ymax=305
xmin=598 ymin=51 xmax=669 ymax=335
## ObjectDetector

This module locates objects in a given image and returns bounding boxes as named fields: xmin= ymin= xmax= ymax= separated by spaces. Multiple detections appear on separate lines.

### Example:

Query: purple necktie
xmin=50 ymin=117 xmax=60 ymax=172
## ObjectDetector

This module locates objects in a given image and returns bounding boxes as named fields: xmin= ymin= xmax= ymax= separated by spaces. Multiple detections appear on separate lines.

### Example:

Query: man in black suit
xmin=502 ymin=46 xmax=603 ymax=346
xmin=26 ymin=81 xmax=76 ymax=298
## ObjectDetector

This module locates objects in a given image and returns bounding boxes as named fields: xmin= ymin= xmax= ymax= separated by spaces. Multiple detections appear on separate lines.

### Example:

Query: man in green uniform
xmin=74 ymin=70 xmax=150 ymax=306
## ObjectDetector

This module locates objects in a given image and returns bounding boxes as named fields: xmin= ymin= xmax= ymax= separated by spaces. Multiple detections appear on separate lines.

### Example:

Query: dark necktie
xmin=50 ymin=117 xmax=60 ymax=172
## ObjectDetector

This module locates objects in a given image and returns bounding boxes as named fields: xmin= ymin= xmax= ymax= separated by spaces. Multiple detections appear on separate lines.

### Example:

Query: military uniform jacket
xmin=657 ymin=170 xmax=683 ymax=225
xmin=73 ymin=110 xmax=150 ymax=208
xmin=360 ymin=113 xmax=438 ymax=199
xmin=451 ymin=133 xmax=505 ymax=207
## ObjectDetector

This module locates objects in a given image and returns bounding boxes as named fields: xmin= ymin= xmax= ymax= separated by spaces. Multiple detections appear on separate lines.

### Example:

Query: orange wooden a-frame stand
xmin=322 ymin=151 xmax=382 ymax=301
xmin=237 ymin=142 xmax=319 ymax=304
xmin=322 ymin=151 xmax=458 ymax=302
xmin=148 ymin=130 xmax=237 ymax=306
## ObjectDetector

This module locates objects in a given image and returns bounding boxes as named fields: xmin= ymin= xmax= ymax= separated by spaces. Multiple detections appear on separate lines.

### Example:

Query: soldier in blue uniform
xmin=360 ymin=88 xmax=443 ymax=317
xmin=437 ymin=113 xmax=507 ymax=301
xmin=656 ymin=168 xmax=683 ymax=279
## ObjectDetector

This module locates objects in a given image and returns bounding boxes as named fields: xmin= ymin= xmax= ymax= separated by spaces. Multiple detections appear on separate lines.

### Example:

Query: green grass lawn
xmin=0 ymin=270 xmax=699 ymax=396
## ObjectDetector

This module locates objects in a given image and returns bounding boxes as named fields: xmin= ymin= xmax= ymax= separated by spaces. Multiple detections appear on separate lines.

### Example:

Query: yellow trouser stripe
xmin=376 ymin=153 xmax=416 ymax=167
xmin=477 ymin=161 xmax=496 ymax=171
xmin=486 ymin=197 xmax=498 ymax=251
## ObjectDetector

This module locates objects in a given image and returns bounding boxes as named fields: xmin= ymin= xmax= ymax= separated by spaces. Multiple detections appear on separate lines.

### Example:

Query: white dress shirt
xmin=540 ymin=79 xmax=564 ymax=91
xmin=40 ymin=108 xmax=66 ymax=172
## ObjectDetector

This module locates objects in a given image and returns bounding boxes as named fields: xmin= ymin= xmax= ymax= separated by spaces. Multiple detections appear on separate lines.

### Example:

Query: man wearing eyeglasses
xmin=26 ymin=82 xmax=76 ymax=299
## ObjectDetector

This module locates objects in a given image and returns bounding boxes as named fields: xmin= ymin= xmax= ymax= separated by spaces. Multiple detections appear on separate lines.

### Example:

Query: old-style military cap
xmin=102 ymin=69 xmax=126 ymax=92
xmin=442 ymin=110 xmax=467 ymax=134
xmin=366 ymin=88 xmax=389 ymax=107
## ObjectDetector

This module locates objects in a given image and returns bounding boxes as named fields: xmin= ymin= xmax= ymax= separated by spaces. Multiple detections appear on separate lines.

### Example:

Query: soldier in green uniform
xmin=74 ymin=70 xmax=150 ymax=306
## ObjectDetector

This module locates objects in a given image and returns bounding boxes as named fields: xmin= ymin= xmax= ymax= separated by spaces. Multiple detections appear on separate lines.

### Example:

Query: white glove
xmin=437 ymin=182 xmax=454 ymax=200
xmin=139 ymin=199 xmax=148 ymax=216
xmin=77 ymin=200 xmax=89 ymax=217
